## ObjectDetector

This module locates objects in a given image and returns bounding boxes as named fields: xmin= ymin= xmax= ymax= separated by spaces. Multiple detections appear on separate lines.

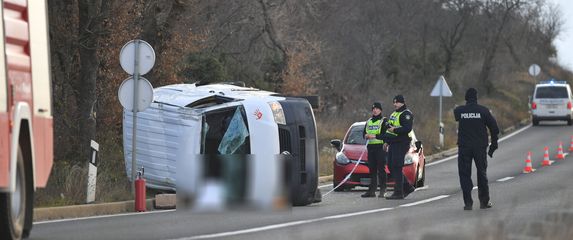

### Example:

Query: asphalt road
xmin=31 ymin=122 xmax=573 ymax=240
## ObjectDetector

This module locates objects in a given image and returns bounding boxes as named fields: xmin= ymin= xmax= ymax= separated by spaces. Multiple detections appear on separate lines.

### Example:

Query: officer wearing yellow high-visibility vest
xmin=379 ymin=95 xmax=415 ymax=199
xmin=362 ymin=102 xmax=389 ymax=198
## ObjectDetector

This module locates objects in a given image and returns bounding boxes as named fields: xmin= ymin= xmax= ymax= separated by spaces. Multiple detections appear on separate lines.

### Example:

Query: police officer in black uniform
xmin=453 ymin=88 xmax=499 ymax=210
xmin=362 ymin=102 xmax=389 ymax=198
xmin=381 ymin=95 xmax=415 ymax=199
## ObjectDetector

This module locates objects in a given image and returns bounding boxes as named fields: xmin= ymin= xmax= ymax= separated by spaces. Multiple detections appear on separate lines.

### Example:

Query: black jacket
xmin=379 ymin=105 xmax=413 ymax=144
xmin=453 ymin=100 xmax=499 ymax=148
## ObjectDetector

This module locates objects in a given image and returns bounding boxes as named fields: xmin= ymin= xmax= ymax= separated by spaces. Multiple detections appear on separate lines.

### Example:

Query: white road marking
xmin=171 ymin=195 xmax=449 ymax=240
xmin=399 ymin=195 xmax=449 ymax=207
xmin=319 ymin=184 xmax=333 ymax=189
xmin=321 ymin=208 xmax=393 ymax=220
xmin=427 ymin=124 xmax=532 ymax=167
xmin=34 ymin=209 xmax=175 ymax=225
xmin=496 ymin=177 xmax=514 ymax=182
xmin=426 ymin=155 xmax=457 ymax=167
xmin=414 ymin=185 xmax=429 ymax=191
xmin=172 ymin=209 xmax=393 ymax=240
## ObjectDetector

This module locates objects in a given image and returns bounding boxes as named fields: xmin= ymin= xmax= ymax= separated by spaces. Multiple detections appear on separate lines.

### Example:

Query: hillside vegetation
xmin=38 ymin=0 xmax=573 ymax=205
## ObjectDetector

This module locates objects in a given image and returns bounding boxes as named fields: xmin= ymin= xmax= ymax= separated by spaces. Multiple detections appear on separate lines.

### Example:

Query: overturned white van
xmin=123 ymin=83 xmax=321 ymax=206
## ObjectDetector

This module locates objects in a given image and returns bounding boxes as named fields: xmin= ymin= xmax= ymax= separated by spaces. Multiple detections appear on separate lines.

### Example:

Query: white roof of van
xmin=536 ymin=83 xmax=569 ymax=87
xmin=152 ymin=83 xmax=283 ymax=107
xmin=536 ymin=80 xmax=570 ymax=87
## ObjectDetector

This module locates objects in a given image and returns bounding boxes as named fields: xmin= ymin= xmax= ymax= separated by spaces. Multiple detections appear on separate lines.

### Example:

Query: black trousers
xmin=367 ymin=144 xmax=387 ymax=192
xmin=388 ymin=141 xmax=413 ymax=195
xmin=458 ymin=146 xmax=489 ymax=206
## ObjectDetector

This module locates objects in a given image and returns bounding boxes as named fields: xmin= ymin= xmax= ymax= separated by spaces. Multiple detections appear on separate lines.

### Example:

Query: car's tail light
xmin=532 ymin=102 xmax=537 ymax=110
xmin=567 ymin=101 xmax=572 ymax=109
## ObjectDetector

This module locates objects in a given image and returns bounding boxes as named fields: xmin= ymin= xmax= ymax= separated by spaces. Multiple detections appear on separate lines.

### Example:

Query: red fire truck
xmin=0 ymin=0 xmax=52 ymax=239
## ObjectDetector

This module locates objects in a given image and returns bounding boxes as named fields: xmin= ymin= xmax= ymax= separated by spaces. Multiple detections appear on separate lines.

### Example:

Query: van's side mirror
xmin=415 ymin=141 xmax=422 ymax=153
xmin=330 ymin=139 xmax=342 ymax=152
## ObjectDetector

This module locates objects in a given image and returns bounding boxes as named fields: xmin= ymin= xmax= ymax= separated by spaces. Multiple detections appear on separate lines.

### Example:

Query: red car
xmin=330 ymin=121 xmax=426 ymax=191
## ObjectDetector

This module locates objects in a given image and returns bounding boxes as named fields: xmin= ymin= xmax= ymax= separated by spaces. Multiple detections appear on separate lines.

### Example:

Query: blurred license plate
xmin=360 ymin=178 xmax=371 ymax=185
xmin=546 ymin=104 xmax=557 ymax=109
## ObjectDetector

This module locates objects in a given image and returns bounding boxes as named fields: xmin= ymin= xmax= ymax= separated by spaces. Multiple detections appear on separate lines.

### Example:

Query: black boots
xmin=378 ymin=188 xmax=387 ymax=198
xmin=386 ymin=185 xmax=415 ymax=200
xmin=463 ymin=201 xmax=492 ymax=210
xmin=362 ymin=187 xmax=387 ymax=198
xmin=480 ymin=201 xmax=493 ymax=209
xmin=385 ymin=193 xmax=404 ymax=199
xmin=361 ymin=191 xmax=376 ymax=198
xmin=404 ymin=186 xmax=415 ymax=198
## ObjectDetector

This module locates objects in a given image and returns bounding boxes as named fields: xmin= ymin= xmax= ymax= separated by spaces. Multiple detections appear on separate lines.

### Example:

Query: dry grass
xmin=315 ymin=112 xmax=360 ymax=177
xmin=35 ymin=161 xmax=87 ymax=207
xmin=35 ymin=129 xmax=132 ymax=207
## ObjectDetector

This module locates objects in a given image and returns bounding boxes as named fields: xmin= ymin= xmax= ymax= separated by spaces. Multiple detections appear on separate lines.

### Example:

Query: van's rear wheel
xmin=0 ymin=147 xmax=27 ymax=240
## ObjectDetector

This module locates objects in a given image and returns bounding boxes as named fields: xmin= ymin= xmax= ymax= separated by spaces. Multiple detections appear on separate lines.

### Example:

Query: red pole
xmin=135 ymin=168 xmax=146 ymax=212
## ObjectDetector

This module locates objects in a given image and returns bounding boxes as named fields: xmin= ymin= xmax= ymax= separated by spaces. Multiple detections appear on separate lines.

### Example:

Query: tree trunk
xmin=48 ymin=0 xmax=80 ymax=162
xmin=140 ymin=0 xmax=175 ymax=86
xmin=479 ymin=0 xmax=521 ymax=94
xmin=77 ymin=0 xmax=110 ymax=164
xmin=259 ymin=0 xmax=288 ymax=92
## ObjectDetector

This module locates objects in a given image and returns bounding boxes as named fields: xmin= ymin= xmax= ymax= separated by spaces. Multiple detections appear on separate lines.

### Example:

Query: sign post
xmin=528 ymin=64 xmax=541 ymax=81
xmin=119 ymin=39 xmax=155 ymax=193
xmin=528 ymin=64 xmax=541 ymax=108
xmin=430 ymin=75 xmax=453 ymax=148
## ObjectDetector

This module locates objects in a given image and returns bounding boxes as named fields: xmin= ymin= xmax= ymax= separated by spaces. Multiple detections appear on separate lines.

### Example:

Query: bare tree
xmin=438 ymin=0 xmax=478 ymax=79
xmin=77 ymin=0 xmax=110 ymax=164
xmin=48 ymin=0 xmax=80 ymax=163
xmin=478 ymin=0 xmax=523 ymax=94
xmin=139 ymin=0 xmax=188 ymax=86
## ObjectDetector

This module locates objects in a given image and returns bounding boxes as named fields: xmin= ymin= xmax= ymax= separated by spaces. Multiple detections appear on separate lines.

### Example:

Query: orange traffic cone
xmin=523 ymin=152 xmax=535 ymax=173
xmin=569 ymin=136 xmax=573 ymax=152
xmin=556 ymin=142 xmax=565 ymax=160
xmin=542 ymin=146 xmax=554 ymax=166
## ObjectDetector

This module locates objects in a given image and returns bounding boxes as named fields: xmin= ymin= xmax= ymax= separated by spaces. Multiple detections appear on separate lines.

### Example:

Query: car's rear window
xmin=345 ymin=125 xmax=367 ymax=145
xmin=535 ymin=86 xmax=569 ymax=98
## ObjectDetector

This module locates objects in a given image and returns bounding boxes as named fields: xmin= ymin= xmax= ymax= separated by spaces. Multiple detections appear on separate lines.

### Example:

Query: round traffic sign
xmin=528 ymin=64 xmax=541 ymax=77
xmin=119 ymin=40 xmax=155 ymax=75
xmin=118 ymin=77 xmax=154 ymax=112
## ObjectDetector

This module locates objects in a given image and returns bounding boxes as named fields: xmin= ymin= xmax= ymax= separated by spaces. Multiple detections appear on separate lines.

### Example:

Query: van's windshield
xmin=535 ymin=86 xmax=569 ymax=99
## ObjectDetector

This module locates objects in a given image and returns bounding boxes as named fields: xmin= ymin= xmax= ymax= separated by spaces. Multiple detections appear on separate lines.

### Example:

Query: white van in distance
xmin=531 ymin=79 xmax=573 ymax=126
